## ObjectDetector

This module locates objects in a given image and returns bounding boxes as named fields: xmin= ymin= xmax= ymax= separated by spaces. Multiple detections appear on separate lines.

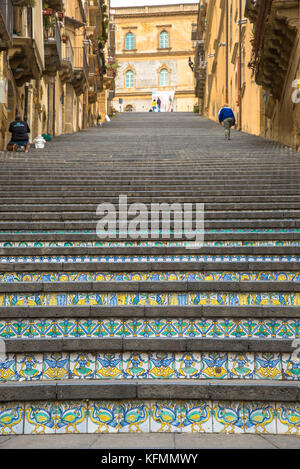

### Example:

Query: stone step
xmin=1 ymin=305 xmax=300 ymax=319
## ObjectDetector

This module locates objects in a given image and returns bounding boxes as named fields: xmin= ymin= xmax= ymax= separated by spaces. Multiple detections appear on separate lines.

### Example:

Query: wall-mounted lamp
xmin=188 ymin=57 xmax=194 ymax=71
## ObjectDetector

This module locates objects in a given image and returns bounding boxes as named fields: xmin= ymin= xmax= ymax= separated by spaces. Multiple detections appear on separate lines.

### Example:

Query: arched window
xmin=125 ymin=32 xmax=135 ymax=50
xmin=160 ymin=68 xmax=169 ymax=87
xmin=160 ymin=30 xmax=169 ymax=49
xmin=125 ymin=70 xmax=134 ymax=88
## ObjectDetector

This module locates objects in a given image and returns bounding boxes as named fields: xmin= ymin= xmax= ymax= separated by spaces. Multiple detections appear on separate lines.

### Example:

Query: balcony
xmin=60 ymin=40 xmax=74 ymax=84
xmin=9 ymin=8 xmax=43 ymax=86
xmin=44 ymin=15 xmax=62 ymax=76
xmin=72 ymin=47 xmax=89 ymax=95
xmin=88 ymin=76 xmax=98 ymax=104
xmin=0 ymin=0 xmax=13 ymax=49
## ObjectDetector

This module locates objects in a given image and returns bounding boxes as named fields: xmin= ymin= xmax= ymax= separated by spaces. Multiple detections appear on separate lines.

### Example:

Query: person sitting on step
xmin=7 ymin=115 xmax=31 ymax=152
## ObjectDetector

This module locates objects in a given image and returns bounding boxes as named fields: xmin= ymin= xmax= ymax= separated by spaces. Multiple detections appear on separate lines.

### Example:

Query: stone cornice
xmin=114 ymin=10 xmax=198 ymax=19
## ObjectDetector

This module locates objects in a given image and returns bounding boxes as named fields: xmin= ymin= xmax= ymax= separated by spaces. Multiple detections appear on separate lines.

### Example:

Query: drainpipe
xmin=238 ymin=0 xmax=242 ymax=130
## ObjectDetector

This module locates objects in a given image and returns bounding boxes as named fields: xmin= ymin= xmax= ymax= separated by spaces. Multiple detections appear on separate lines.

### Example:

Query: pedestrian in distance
xmin=152 ymin=99 xmax=157 ymax=112
xmin=218 ymin=104 xmax=236 ymax=140
xmin=7 ymin=115 xmax=30 ymax=152
xmin=157 ymin=97 xmax=161 ymax=112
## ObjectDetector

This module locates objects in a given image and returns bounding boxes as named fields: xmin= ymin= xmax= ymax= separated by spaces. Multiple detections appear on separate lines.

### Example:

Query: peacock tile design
xmin=0 ymin=402 xmax=24 ymax=435
xmin=150 ymin=401 xmax=183 ymax=432
xmin=87 ymin=401 xmax=119 ymax=433
xmin=276 ymin=403 xmax=300 ymax=435
xmin=54 ymin=401 xmax=87 ymax=434
xmin=119 ymin=401 xmax=150 ymax=433
xmin=212 ymin=401 xmax=245 ymax=433
xmin=181 ymin=401 xmax=213 ymax=433
xmin=24 ymin=402 xmax=56 ymax=434
xmin=243 ymin=402 xmax=277 ymax=434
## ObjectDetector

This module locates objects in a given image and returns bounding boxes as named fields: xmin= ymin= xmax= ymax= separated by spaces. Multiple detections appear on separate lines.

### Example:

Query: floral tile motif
xmin=54 ymin=401 xmax=87 ymax=433
xmin=228 ymin=353 xmax=255 ymax=379
xmin=43 ymin=353 xmax=69 ymax=380
xmin=119 ymin=401 xmax=150 ymax=433
xmin=175 ymin=353 xmax=202 ymax=379
xmin=181 ymin=401 xmax=213 ymax=433
xmin=122 ymin=352 xmax=148 ymax=379
xmin=202 ymin=353 xmax=228 ymax=379
xmin=96 ymin=353 xmax=122 ymax=379
xmin=243 ymin=402 xmax=276 ymax=434
xmin=16 ymin=354 xmax=43 ymax=381
xmin=69 ymin=353 xmax=96 ymax=379
xmin=0 ymin=403 xmax=24 ymax=435
xmin=276 ymin=403 xmax=300 ymax=435
xmin=212 ymin=401 xmax=245 ymax=433
xmin=0 ymin=354 xmax=16 ymax=381
xmin=254 ymin=353 xmax=282 ymax=379
xmin=87 ymin=401 xmax=119 ymax=433
xmin=149 ymin=352 xmax=176 ymax=379
xmin=25 ymin=402 xmax=56 ymax=434
xmin=150 ymin=401 xmax=183 ymax=432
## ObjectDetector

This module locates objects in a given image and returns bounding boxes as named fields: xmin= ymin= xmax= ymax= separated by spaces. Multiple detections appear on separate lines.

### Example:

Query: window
xmin=125 ymin=70 xmax=134 ymax=88
xmin=160 ymin=68 xmax=169 ymax=87
xmin=125 ymin=105 xmax=134 ymax=112
xmin=160 ymin=30 xmax=169 ymax=49
xmin=125 ymin=32 xmax=135 ymax=50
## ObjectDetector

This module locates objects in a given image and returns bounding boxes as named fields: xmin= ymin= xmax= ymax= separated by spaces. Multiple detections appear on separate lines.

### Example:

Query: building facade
xmin=112 ymin=2 xmax=198 ymax=113
xmin=0 ymin=0 xmax=116 ymax=151
xmin=193 ymin=0 xmax=300 ymax=150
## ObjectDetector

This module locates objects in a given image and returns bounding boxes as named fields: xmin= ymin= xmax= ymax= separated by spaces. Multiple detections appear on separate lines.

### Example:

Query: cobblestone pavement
xmin=0 ymin=113 xmax=300 ymax=448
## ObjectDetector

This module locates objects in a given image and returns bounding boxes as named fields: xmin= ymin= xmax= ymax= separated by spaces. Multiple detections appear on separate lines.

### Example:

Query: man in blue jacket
xmin=218 ymin=104 xmax=236 ymax=140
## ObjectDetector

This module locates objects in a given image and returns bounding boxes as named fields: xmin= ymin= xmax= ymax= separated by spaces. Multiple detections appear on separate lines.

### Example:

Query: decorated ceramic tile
xmin=181 ymin=401 xmax=212 ymax=433
xmin=0 ymin=353 xmax=16 ymax=381
xmin=122 ymin=352 xmax=148 ymax=379
xmin=96 ymin=353 xmax=122 ymax=379
xmin=87 ymin=401 xmax=119 ymax=433
xmin=150 ymin=401 xmax=183 ymax=432
xmin=0 ymin=403 xmax=24 ymax=435
xmin=149 ymin=352 xmax=176 ymax=379
xmin=212 ymin=401 xmax=245 ymax=433
xmin=25 ymin=402 xmax=56 ymax=434
xmin=243 ymin=402 xmax=276 ymax=434
xmin=54 ymin=401 xmax=87 ymax=433
xmin=175 ymin=352 xmax=202 ymax=379
xmin=43 ymin=353 xmax=69 ymax=380
xmin=119 ymin=401 xmax=150 ymax=432
xmin=254 ymin=353 xmax=282 ymax=379
xmin=70 ymin=353 xmax=96 ymax=379
xmin=282 ymin=353 xmax=300 ymax=380
xmin=202 ymin=352 xmax=228 ymax=379
xmin=228 ymin=353 xmax=255 ymax=379
xmin=276 ymin=403 xmax=300 ymax=435
xmin=16 ymin=354 xmax=43 ymax=381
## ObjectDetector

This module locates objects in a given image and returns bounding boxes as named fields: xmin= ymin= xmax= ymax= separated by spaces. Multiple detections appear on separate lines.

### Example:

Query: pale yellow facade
xmin=112 ymin=3 xmax=198 ymax=113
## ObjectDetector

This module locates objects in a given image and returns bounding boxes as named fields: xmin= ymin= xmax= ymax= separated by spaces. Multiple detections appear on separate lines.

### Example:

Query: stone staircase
xmin=0 ymin=113 xmax=300 ymax=436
